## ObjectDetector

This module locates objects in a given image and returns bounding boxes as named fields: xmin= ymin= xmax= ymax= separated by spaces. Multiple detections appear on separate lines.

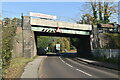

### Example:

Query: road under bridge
xmin=22 ymin=15 xmax=93 ymax=58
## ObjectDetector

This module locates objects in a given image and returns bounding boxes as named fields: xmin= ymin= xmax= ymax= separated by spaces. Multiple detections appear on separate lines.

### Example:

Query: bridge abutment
xmin=77 ymin=36 xmax=93 ymax=58
xmin=22 ymin=16 xmax=37 ymax=58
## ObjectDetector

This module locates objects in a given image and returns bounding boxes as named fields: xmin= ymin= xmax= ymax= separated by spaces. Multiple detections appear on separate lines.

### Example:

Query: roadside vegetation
xmin=1 ymin=17 xmax=29 ymax=78
xmin=94 ymin=33 xmax=120 ymax=65
xmin=3 ymin=57 xmax=34 ymax=78
xmin=2 ymin=24 xmax=17 ymax=68
xmin=37 ymin=36 xmax=76 ymax=53
xmin=94 ymin=56 xmax=119 ymax=65
xmin=2 ymin=17 xmax=21 ymax=68
xmin=0 ymin=59 xmax=2 ymax=78
xmin=102 ymin=33 xmax=120 ymax=49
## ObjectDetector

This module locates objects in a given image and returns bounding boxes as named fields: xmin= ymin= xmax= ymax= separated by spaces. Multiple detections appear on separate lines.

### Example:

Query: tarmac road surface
xmin=39 ymin=56 xmax=119 ymax=78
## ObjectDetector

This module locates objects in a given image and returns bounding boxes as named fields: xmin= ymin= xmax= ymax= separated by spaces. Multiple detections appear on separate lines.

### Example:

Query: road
xmin=39 ymin=56 xmax=119 ymax=78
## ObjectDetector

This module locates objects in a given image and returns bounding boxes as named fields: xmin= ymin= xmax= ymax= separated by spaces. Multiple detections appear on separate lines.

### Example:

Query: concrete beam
xmin=31 ymin=27 xmax=90 ymax=35
xmin=30 ymin=18 xmax=92 ymax=31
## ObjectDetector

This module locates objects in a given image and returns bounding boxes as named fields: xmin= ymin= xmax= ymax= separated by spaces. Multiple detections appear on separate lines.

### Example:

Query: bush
xmin=103 ymin=33 xmax=120 ymax=49
xmin=2 ymin=24 xmax=16 ymax=68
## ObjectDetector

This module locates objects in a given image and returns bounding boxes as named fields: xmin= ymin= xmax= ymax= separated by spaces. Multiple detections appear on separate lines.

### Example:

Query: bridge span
xmin=22 ymin=15 xmax=93 ymax=58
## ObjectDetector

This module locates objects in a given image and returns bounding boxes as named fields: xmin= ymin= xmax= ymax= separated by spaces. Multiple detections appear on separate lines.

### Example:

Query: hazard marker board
xmin=56 ymin=27 xmax=62 ymax=33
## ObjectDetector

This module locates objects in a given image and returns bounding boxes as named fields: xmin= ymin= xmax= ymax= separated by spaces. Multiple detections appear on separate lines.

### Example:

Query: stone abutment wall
xmin=12 ymin=16 xmax=37 ymax=58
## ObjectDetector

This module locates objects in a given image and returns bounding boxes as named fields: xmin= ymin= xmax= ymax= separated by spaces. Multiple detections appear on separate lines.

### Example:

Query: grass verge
xmin=93 ymin=57 xmax=119 ymax=65
xmin=0 ymin=59 xmax=2 ymax=79
xmin=3 ymin=57 xmax=37 ymax=78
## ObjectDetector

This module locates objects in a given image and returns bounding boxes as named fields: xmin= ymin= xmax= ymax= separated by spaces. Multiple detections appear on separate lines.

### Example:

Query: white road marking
xmin=65 ymin=63 xmax=73 ymax=68
xmin=59 ymin=57 xmax=92 ymax=77
xmin=59 ymin=57 xmax=73 ymax=68
xmin=59 ymin=57 xmax=65 ymax=63
xmin=76 ymin=69 xmax=92 ymax=77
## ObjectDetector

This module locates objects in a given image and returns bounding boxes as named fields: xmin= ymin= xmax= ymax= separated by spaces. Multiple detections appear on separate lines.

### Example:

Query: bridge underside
xmin=34 ymin=31 xmax=92 ymax=57
xmin=31 ymin=25 xmax=91 ymax=36
xmin=34 ymin=31 xmax=89 ymax=38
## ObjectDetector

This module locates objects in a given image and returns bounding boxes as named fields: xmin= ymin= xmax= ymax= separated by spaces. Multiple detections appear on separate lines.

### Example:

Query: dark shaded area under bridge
xmin=34 ymin=31 xmax=93 ymax=58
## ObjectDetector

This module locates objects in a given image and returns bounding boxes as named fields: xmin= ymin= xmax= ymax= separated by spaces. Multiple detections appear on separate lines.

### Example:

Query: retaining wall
xmin=92 ymin=49 xmax=120 ymax=59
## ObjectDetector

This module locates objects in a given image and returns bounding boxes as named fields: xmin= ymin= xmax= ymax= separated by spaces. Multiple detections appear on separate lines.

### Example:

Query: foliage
xmin=103 ymin=33 xmax=120 ymax=49
xmin=37 ymin=36 xmax=53 ymax=49
xmin=3 ymin=57 xmax=33 ymax=78
xmin=77 ymin=14 xmax=93 ymax=24
xmin=91 ymin=2 xmax=98 ymax=24
xmin=56 ymin=37 xmax=70 ymax=51
xmin=37 ymin=36 xmax=71 ymax=52
xmin=70 ymin=38 xmax=79 ymax=48
xmin=93 ymin=55 xmax=119 ymax=65
xmin=79 ymin=1 xmax=118 ymax=24
xmin=11 ymin=18 xmax=21 ymax=26
xmin=3 ymin=18 xmax=11 ymax=25
xmin=49 ymin=42 xmax=56 ymax=52
xmin=2 ymin=17 xmax=21 ymax=26
xmin=2 ymin=20 xmax=17 ymax=68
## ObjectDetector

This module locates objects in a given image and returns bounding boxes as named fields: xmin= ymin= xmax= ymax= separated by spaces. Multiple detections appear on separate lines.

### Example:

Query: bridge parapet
xmin=30 ymin=18 xmax=92 ymax=31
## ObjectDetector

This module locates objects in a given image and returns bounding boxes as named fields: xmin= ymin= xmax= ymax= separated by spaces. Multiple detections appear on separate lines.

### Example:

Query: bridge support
xmin=22 ymin=16 xmax=37 ymax=58
xmin=76 ymin=36 xmax=93 ymax=58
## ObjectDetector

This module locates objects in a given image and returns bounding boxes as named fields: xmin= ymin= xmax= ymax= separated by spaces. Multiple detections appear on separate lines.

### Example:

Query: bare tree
xmin=98 ymin=1 xmax=103 ymax=23
xmin=78 ymin=0 xmax=118 ymax=24
xmin=91 ymin=2 xmax=98 ymax=24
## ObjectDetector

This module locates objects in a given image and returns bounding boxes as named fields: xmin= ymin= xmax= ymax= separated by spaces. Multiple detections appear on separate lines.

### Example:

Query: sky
xmin=2 ymin=2 xmax=119 ymax=23
xmin=2 ymin=2 xmax=85 ymax=22
xmin=2 ymin=0 xmax=119 ymax=2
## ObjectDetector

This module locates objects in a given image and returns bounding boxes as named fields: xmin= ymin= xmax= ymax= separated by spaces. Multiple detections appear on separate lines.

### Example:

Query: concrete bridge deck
xmin=30 ymin=18 xmax=92 ymax=31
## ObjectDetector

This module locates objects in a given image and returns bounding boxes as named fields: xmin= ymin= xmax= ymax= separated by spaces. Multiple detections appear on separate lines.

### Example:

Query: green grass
xmin=0 ymin=58 xmax=2 ymax=79
xmin=3 ymin=57 xmax=35 ymax=78
xmin=66 ymin=50 xmax=77 ymax=53
xmin=46 ymin=52 xmax=56 ymax=54
xmin=61 ymin=50 xmax=77 ymax=53
xmin=93 ymin=56 xmax=119 ymax=65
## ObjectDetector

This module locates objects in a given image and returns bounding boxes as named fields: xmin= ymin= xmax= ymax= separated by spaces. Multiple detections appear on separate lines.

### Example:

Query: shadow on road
xmin=37 ymin=52 xmax=77 ymax=58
